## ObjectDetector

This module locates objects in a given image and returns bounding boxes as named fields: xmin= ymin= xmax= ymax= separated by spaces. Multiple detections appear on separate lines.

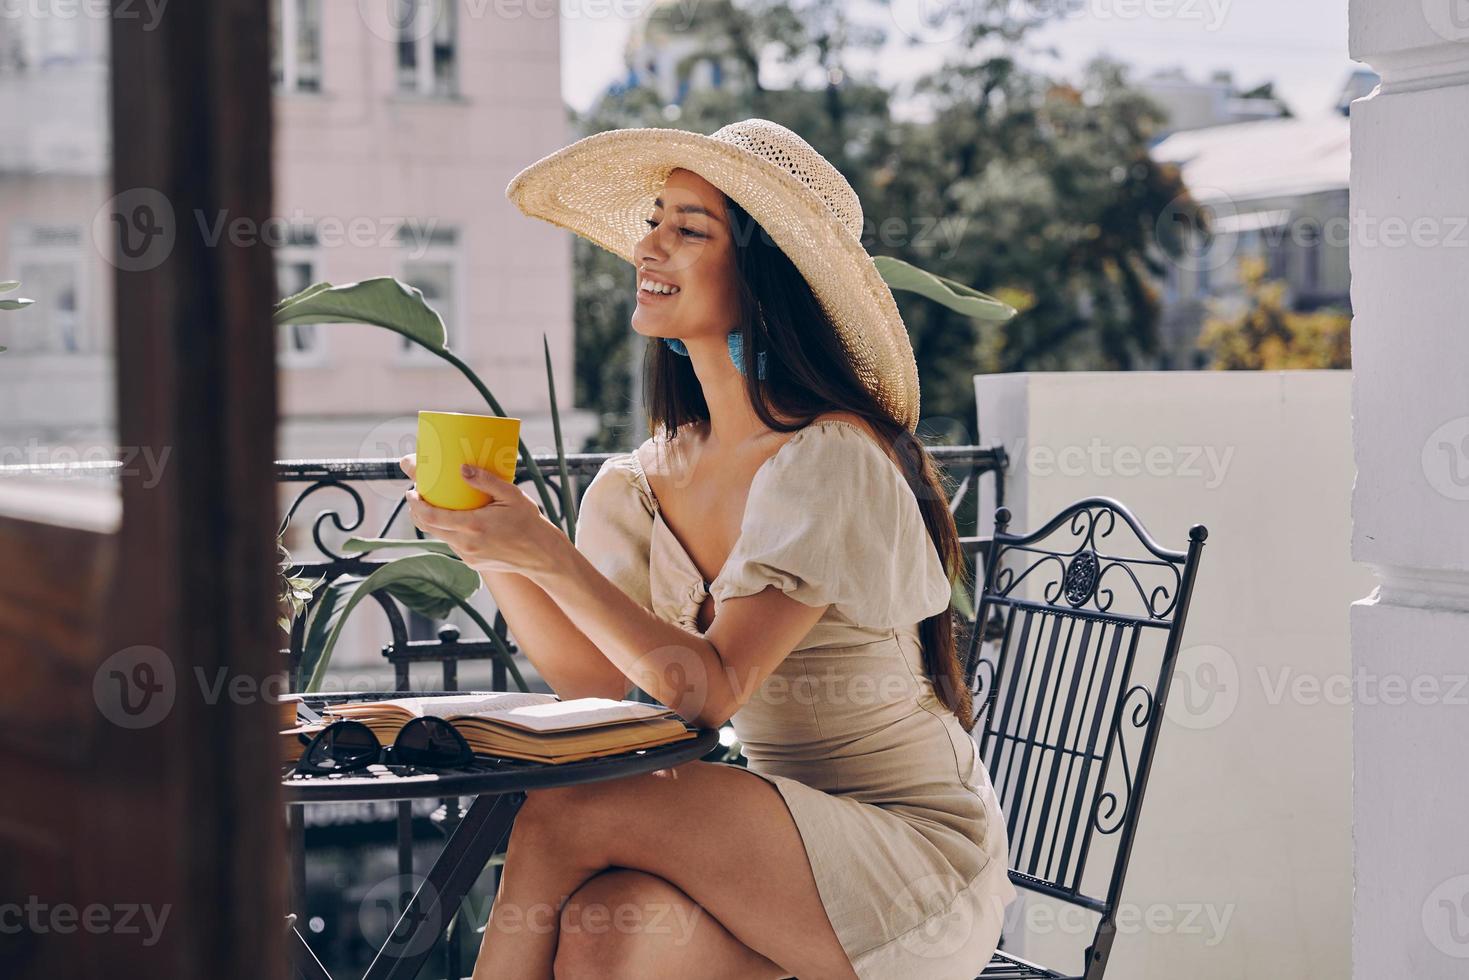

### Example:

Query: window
xmin=7 ymin=225 xmax=83 ymax=355
xmin=270 ymin=0 xmax=322 ymax=93
xmin=397 ymin=224 xmax=459 ymax=362
xmin=396 ymin=0 xmax=456 ymax=98
xmin=275 ymin=231 xmax=324 ymax=366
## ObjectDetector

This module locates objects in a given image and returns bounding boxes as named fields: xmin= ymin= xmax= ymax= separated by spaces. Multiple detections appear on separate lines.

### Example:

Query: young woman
xmin=403 ymin=119 xmax=1015 ymax=979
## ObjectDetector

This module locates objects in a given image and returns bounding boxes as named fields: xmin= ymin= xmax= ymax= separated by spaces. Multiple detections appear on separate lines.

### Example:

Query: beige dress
xmin=575 ymin=419 xmax=1017 ymax=979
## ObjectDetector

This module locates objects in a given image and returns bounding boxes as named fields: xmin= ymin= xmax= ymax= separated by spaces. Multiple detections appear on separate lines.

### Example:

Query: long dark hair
xmin=644 ymin=196 xmax=976 ymax=731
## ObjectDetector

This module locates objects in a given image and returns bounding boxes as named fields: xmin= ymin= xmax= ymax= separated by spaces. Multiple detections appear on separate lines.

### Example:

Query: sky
xmin=561 ymin=0 xmax=1362 ymax=120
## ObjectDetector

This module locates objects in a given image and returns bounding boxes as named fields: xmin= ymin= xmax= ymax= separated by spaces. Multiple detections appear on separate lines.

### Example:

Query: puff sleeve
xmin=574 ymin=452 xmax=656 ymax=611
xmin=707 ymin=422 xmax=954 ymax=627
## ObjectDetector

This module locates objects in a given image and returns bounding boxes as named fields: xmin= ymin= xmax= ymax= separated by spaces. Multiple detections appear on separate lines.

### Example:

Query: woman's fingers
xmin=459 ymin=464 xmax=519 ymax=500
xmin=404 ymin=489 xmax=472 ymax=531
xmin=399 ymin=453 xmax=417 ymax=480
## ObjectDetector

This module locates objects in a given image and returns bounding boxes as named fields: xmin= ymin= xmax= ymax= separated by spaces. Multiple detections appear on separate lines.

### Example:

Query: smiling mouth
xmin=638 ymin=277 xmax=681 ymax=298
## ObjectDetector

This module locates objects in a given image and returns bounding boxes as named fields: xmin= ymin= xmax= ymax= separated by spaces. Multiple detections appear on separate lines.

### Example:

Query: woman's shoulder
xmin=585 ymin=442 xmax=656 ymax=516
xmin=774 ymin=411 xmax=903 ymax=473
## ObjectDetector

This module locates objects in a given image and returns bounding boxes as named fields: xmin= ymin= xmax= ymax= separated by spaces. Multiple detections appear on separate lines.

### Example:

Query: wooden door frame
xmin=0 ymin=2 xmax=283 ymax=976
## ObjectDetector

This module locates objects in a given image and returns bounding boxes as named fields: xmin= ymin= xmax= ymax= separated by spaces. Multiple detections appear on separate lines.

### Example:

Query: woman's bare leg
xmin=553 ymin=867 xmax=788 ymax=979
xmin=469 ymin=761 xmax=857 ymax=980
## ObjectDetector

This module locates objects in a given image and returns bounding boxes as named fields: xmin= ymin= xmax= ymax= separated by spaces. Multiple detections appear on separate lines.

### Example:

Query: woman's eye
xmin=644 ymin=217 xmax=706 ymax=239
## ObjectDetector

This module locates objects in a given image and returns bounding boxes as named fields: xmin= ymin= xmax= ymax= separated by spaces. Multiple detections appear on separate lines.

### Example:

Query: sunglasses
xmin=294 ymin=716 xmax=473 ymax=775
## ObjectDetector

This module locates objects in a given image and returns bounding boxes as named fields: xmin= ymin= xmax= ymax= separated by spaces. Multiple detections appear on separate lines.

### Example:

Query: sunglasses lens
xmin=301 ymin=721 xmax=379 ymax=773
xmin=394 ymin=717 xmax=472 ymax=768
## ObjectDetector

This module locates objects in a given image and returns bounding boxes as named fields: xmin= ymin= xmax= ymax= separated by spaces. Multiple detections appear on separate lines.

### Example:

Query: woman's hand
xmin=400 ymin=454 xmax=565 ymax=577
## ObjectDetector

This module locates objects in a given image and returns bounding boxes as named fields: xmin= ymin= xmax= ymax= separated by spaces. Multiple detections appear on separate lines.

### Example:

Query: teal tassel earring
xmin=661 ymin=335 xmax=768 ymax=380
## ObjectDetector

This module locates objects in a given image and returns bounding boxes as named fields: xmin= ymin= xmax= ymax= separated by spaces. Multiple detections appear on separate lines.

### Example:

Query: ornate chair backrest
xmin=963 ymin=498 xmax=1208 ymax=978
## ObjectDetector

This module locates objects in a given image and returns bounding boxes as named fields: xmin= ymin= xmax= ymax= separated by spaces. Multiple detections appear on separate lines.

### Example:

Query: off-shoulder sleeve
xmin=707 ymin=423 xmax=953 ymax=627
xmin=574 ymin=451 xmax=656 ymax=611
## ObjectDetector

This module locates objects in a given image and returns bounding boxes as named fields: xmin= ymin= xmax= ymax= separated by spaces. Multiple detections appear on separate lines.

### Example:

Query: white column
xmin=1348 ymin=4 xmax=1469 ymax=977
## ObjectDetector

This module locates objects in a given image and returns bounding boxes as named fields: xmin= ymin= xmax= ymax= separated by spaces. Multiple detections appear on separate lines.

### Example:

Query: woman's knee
xmin=551 ymin=869 xmax=697 ymax=980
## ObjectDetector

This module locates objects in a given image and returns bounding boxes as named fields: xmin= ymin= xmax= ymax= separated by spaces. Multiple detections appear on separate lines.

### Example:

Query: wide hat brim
xmin=504 ymin=126 xmax=921 ymax=432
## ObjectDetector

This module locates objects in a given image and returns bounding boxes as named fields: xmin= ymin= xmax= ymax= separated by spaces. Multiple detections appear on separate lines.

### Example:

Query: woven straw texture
xmin=504 ymin=119 xmax=921 ymax=431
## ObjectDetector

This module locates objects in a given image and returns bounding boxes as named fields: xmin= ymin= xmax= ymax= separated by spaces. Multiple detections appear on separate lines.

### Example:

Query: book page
xmin=477 ymin=697 xmax=676 ymax=734
xmin=335 ymin=691 xmax=558 ymax=721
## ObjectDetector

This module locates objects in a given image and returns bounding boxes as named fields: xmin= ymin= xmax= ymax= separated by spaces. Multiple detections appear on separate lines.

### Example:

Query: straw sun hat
xmin=504 ymin=118 xmax=922 ymax=432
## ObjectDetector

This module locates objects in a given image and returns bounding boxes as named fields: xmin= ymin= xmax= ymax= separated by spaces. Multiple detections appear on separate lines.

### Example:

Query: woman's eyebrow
xmin=651 ymin=197 xmax=725 ymax=224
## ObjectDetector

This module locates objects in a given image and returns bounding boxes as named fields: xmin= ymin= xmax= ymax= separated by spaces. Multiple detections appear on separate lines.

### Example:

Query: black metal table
xmin=283 ymin=692 xmax=720 ymax=980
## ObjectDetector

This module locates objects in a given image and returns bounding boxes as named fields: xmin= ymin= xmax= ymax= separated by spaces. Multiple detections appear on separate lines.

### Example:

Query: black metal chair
xmin=961 ymin=498 xmax=1209 ymax=979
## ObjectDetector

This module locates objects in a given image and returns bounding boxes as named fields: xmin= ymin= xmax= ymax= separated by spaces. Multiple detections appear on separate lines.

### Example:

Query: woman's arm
xmin=404 ymin=462 xmax=830 ymax=727
xmin=400 ymin=454 xmax=629 ymax=701
xmin=528 ymin=547 xmax=828 ymax=728
xmin=479 ymin=570 xmax=632 ymax=701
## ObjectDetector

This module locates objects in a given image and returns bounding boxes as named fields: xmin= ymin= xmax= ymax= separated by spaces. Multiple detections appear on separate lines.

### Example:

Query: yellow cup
xmin=415 ymin=411 xmax=521 ymax=510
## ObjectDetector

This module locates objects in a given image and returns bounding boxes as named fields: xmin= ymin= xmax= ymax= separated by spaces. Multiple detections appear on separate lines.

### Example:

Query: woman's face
xmin=630 ymin=167 xmax=742 ymax=346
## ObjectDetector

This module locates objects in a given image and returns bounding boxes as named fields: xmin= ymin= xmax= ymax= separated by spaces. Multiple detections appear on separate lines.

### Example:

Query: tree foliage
xmin=1198 ymin=258 xmax=1351 ymax=369
xmin=571 ymin=1 xmax=1200 ymax=448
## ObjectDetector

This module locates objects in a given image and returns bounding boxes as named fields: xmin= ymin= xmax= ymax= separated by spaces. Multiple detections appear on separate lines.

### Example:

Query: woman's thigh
xmin=506 ymin=760 xmax=857 ymax=980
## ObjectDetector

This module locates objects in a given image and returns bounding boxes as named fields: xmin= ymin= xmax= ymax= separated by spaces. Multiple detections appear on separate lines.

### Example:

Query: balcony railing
xmin=275 ymin=445 xmax=1009 ymax=696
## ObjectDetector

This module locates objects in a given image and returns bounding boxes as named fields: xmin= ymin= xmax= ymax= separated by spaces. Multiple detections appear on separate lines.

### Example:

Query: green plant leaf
xmin=274 ymin=276 xmax=563 ymax=519
xmin=874 ymin=256 xmax=1017 ymax=322
xmin=305 ymin=554 xmax=480 ymax=691
xmin=342 ymin=536 xmax=459 ymax=557
xmin=274 ymin=277 xmax=448 ymax=352
xmin=0 ymin=281 xmax=20 ymax=292
xmin=0 ymin=297 xmax=34 ymax=311
xmin=544 ymin=333 xmax=577 ymax=541
xmin=296 ymin=581 xmax=353 ymax=690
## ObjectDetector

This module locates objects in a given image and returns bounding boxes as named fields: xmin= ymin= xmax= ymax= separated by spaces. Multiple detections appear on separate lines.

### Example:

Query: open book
xmin=311 ymin=692 xmax=697 ymax=765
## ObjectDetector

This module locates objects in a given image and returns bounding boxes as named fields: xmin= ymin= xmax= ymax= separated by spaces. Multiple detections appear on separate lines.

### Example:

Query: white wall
xmin=974 ymin=370 xmax=1367 ymax=979
xmin=1347 ymin=4 xmax=1469 ymax=978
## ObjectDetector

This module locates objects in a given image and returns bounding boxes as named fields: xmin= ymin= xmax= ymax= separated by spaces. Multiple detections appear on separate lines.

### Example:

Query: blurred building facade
xmin=1149 ymin=113 xmax=1351 ymax=368
xmin=1139 ymin=68 xmax=1288 ymax=136
xmin=0 ymin=2 xmax=587 ymax=467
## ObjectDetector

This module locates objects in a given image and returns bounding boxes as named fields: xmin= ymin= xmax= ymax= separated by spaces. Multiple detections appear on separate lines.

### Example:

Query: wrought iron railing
xmin=277 ymin=445 xmax=1009 ymax=697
